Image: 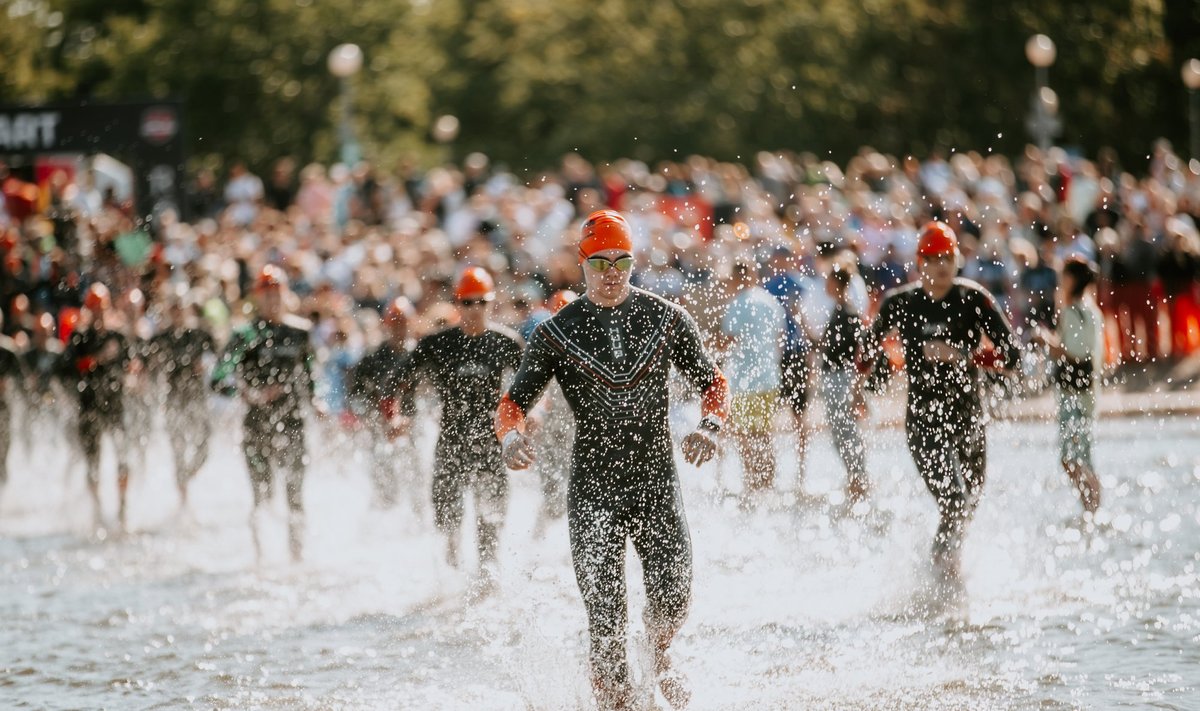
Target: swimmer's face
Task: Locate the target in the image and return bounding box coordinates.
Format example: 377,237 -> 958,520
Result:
457,298 -> 490,331
918,253 -> 958,294
583,249 -> 634,304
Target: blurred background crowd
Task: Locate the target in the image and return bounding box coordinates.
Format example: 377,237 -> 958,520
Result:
2,140 -> 1198,426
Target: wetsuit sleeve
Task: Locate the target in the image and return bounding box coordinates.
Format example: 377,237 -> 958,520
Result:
862,292 -> 898,359
118,334 -> 134,370
395,378 -> 417,419
210,329 -> 249,396
301,334 -> 317,402
860,293 -> 899,390
376,341 -> 424,419
347,356 -> 371,411
58,334 -> 80,381
496,327 -> 556,441
504,334 -> 524,372
0,348 -> 22,379
391,338 -> 435,419
670,308 -> 730,423
394,336 -> 429,383
971,289 -> 1020,371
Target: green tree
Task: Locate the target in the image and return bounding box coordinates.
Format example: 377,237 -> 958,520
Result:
0,0 -> 1192,172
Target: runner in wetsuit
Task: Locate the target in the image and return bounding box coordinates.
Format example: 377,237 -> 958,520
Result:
21,312 -> 63,402
211,265 -> 318,562
496,210 -> 729,710
148,300 -> 215,510
61,283 -> 136,528
861,222 -> 1019,581
18,313 -> 63,458
348,296 -> 417,509
395,267 -> 522,575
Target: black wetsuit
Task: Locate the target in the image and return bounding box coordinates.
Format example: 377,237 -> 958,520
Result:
123,333 -> 156,474
62,326 -> 132,480
349,342 -> 415,507
19,338 -> 63,464
211,317 -> 315,512
396,326 -> 522,560
149,327 -> 215,491
504,288 -> 723,687
864,278 -> 1019,555
21,338 -> 63,403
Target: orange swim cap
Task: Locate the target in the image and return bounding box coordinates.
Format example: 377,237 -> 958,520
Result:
916,221 -> 959,258
579,209 -> 633,263
454,266 -> 496,302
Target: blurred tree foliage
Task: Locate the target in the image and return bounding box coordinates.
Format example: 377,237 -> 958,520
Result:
0,0 -> 1194,171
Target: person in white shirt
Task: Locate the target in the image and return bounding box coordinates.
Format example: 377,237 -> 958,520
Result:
721,261 -> 787,498
1032,256 -> 1104,514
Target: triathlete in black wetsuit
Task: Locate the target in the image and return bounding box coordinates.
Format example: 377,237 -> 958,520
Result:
21,312 -> 63,405
18,313 -> 63,457
61,283 -> 136,528
348,296 -> 416,509
862,222 -> 1019,580
497,210 -> 728,711
148,300 -> 215,509
211,266 -> 318,562
396,267 -> 522,573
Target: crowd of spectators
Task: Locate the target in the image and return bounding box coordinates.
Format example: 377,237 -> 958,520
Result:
1,140 -> 1198,419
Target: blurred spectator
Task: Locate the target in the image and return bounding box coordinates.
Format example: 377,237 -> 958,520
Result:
721,261 -> 786,500
223,161 -> 264,227
266,157 -> 298,212
1158,217 -> 1200,358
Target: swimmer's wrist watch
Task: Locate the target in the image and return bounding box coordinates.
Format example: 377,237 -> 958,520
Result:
697,414 -> 723,435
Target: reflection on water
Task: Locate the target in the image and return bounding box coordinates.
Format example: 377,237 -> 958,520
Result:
2,413 -> 1198,709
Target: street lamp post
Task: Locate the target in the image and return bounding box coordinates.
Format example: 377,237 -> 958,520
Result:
1183,59 -> 1200,162
1025,34 -> 1059,153
432,114 -> 460,165
327,43 -> 363,166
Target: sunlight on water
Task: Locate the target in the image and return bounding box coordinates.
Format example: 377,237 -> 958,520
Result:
2,407 -> 1198,709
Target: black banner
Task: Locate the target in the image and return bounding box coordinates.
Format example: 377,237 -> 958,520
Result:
0,100 -> 186,223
